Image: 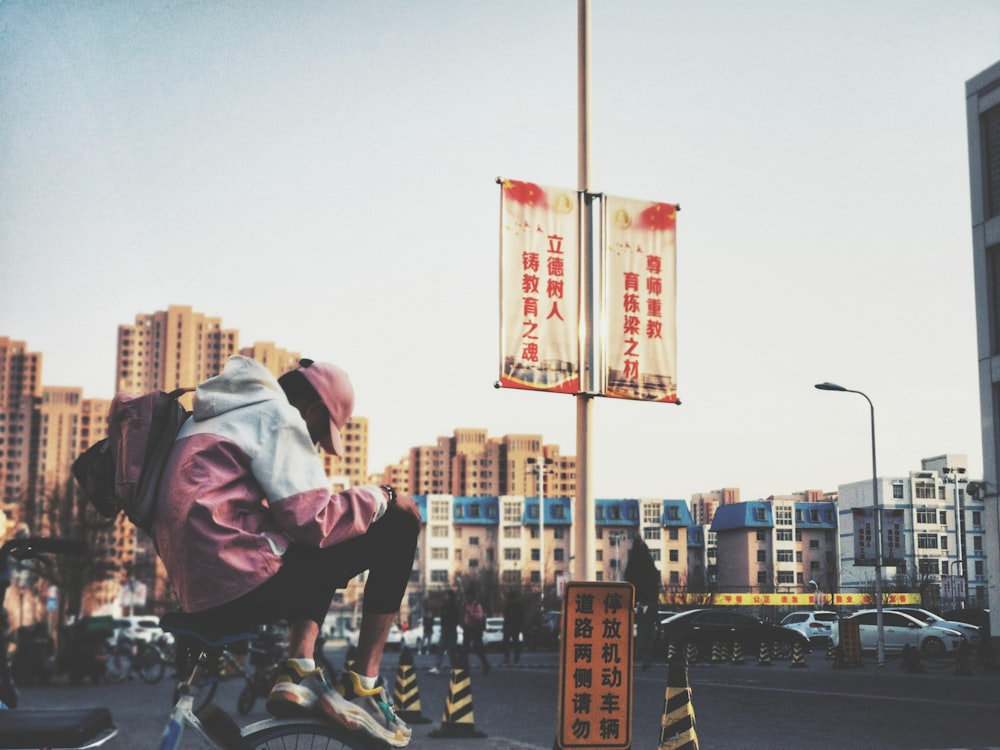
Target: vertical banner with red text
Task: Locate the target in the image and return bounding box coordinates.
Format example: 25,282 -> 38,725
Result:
602,196 -> 678,403
499,179 -> 581,394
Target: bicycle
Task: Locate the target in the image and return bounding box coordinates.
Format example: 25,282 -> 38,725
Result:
103,631 -> 166,685
158,610 -> 380,749
0,536 -> 378,749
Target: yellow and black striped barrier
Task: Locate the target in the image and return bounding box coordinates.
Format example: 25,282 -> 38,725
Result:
392,647 -> 431,724
659,654 -> 699,750
429,654 -> 486,739
790,640 -> 808,668
756,640 -> 773,666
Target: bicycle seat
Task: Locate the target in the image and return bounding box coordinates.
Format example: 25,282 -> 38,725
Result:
0,708 -> 116,749
160,611 -> 256,649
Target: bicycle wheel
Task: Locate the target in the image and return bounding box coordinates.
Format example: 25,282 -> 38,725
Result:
104,649 -> 131,683
244,720 -> 377,750
137,645 -> 165,684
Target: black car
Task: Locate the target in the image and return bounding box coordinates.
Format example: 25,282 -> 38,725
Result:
656,608 -> 809,661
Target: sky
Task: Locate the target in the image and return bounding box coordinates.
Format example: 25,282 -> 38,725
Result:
2,0 -> 999,503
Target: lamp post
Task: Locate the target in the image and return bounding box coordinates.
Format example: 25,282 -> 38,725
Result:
808,579 -> 820,611
815,382 -> 886,667
527,457 -> 553,608
942,466 -> 968,609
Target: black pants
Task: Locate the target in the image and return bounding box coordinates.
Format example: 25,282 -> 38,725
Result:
462,627 -> 490,670
502,627 -> 522,663
192,505 -> 420,628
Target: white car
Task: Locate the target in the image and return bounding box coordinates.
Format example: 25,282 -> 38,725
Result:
831,609 -> 965,656
885,607 -> 981,647
109,615 -> 163,645
779,611 -> 839,643
481,617 -> 523,651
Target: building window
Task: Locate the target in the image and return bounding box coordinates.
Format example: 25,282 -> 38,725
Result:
892,484 -> 904,499
777,550 -> 793,562
757,550 -> 767,562
776,529 -> 793,542
754,507 -> 767,522
644,527 -> 661,540
986,104 -> 1000,219
757,572 -> 768,584
775,506 -> 792,526
669,571 -> 679,584
431,547 -> 449,560
649,549 -> 660,561
554,548 -> 565,561
504,526 -> 521,539
431,570 -> 449,583
917,533 -> 938,549
756,530 -> 767,541
777,571 -> 795,584
504,548 -> 521,561
669,528 -> 678,540
668,549 -> 678,562
916,509 -> 936,524
915,482 -> 935,499
469,536 -> 479,546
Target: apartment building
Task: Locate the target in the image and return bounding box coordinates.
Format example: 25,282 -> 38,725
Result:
710,498 -> 839,594
0,337 -> 42,525
838,454 -> 989,608
967,58 -> 1000,637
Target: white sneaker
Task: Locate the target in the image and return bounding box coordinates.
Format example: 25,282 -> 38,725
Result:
317,671 -> 412,748
428,666 -> 440,674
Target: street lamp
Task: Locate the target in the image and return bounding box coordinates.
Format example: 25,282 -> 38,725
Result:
527,457 -> 553,608
808,579 -> 819,611
942,466 -> 968,609
814,381 -> 886,667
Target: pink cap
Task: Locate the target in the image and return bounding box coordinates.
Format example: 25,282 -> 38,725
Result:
297,360 -> 355,456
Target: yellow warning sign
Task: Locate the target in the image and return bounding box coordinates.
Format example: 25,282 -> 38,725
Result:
557,582 -> 634,750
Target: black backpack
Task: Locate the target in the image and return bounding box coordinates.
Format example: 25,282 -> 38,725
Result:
72,388 -> 192,533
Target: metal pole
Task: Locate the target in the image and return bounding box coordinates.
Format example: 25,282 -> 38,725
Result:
863,391 -> 886,667
814,383 -> 885,666
539,461 -> 545,608
574,0 -> 595,583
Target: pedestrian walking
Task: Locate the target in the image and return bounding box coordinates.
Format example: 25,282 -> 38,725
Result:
421,606 -> 435,655
624,536 -> 660,671
430,590 -> 459,674
461,588 -> 491,673
501,591 -> 525,666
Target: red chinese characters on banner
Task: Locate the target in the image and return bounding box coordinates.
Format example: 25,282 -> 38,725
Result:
603,196 -> 678,403
499,179 -> 580,394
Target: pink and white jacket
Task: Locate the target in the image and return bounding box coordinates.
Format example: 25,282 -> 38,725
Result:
153,356 -> 386,612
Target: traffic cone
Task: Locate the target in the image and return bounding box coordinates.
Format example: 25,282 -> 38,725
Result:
659,654 -> 699,750
730,641 -> 745,665
826,638 -> 836,660
710,641 -> 726,664
789,640 -> 808,668
392,647 -> 431,724
429,653 -> 486,739
756,640 -> 773,667
666,640 -> 678,663
771,641 -> 783,661
901,644 -> 924,674
685,641 -> 699,665
954,642 -> 974,676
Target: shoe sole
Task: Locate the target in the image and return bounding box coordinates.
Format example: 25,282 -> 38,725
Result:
266,684 -> 317,717
318,692 -> 412,748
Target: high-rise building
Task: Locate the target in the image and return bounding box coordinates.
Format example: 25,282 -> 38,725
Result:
116,304 -> 239,396
967,57 -> 1000,641
0,337 -> 42,522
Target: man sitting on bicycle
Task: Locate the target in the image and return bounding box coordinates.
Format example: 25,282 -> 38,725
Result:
153,356 -> 420,747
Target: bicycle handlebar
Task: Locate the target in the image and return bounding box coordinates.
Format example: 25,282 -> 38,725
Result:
0,536 -> 88,562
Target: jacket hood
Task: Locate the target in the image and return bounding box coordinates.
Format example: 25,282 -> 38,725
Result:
193,356 -> 285,420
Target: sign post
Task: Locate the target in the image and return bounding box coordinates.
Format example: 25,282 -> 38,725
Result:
557,582 -> 634,750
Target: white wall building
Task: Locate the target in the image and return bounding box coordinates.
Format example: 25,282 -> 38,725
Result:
838,454 -> 988,609
967,58 -> 1000,639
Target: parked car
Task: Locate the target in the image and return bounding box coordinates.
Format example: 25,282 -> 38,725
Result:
831,609 -> 965,656
525,610 -> 561,651
110,615 -> 163,645
779,611 -> 839,644
886,607 -> 981,647
482,617 -> 521,650
346,623 -> 402,651
941,608 -> 991,639
655,609 -> 808,661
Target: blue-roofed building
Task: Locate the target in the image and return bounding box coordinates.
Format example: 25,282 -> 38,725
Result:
710,498 -> 838,593
593,498 -> 694,589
